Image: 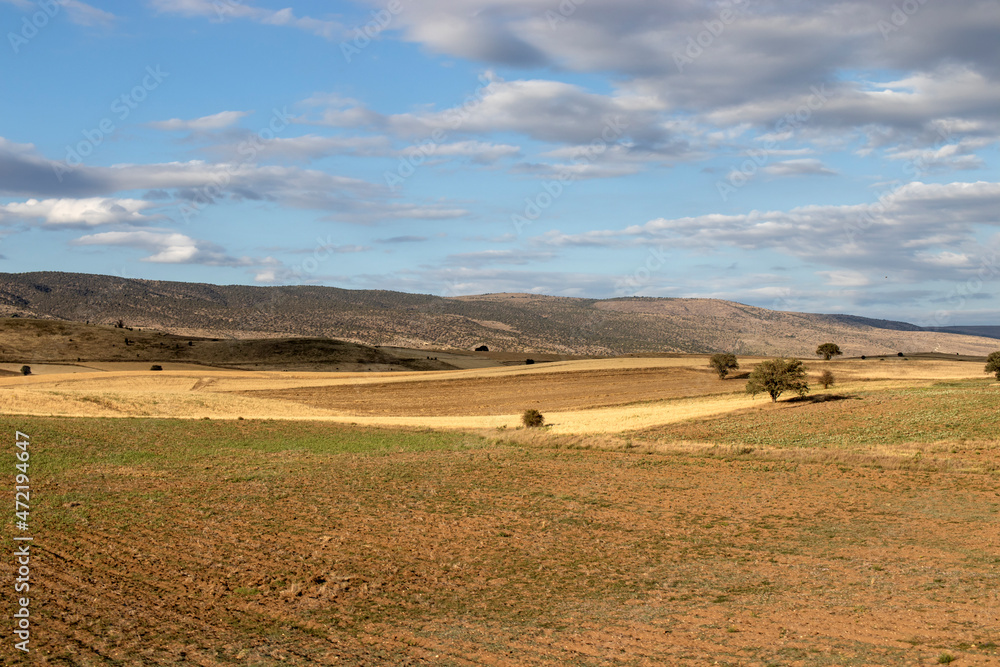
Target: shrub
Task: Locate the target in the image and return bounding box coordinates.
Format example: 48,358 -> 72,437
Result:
819,370 -> 835,389
525,359 -> 535,365
20,365 -> 31,376
816,343 -> 843,360
150,365 -> 163,371
985,351 -> 1000,380
521,409 -> 544,428
746,358 -> 809,403
938,653 -> 956,664
709,353 -> 739,379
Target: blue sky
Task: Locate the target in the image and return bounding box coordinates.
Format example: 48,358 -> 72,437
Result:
1,0 -> 998,325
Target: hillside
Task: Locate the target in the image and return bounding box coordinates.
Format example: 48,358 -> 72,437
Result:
0,318 -> 456,372
0,271 -> 997,357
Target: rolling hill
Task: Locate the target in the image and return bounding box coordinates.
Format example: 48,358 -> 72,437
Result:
0,271 -> 997,357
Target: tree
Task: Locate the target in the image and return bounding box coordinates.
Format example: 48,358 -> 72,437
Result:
709,353 -> 739,379
521,409 -> 545,428
985,351 -> 1000,380
819,370 -> 835,389
816,343 -> 842,361
746,358 -> 809,403
20,365 -> 31,376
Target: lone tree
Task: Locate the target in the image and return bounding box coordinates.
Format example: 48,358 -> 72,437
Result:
819,370 -> 835,389
746,358 -> 809,403
985,351 -> 1000,380
816,343 -> 843,361
709,353 -> 739,379
20,365 -> 31,376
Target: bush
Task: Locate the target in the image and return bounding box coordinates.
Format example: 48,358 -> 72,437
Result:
816,343 -> 842,360
819,370 -> 835,389
525,359 -> 535,365
150,365 -> 163,371
20,365 -> 31,376
985,351 -> 1000,380
746,358 -> 809,403
521,409 -> 544,428
709,353 -> 739,379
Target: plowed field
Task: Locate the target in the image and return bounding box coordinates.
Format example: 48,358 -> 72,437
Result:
3,416 -> 999,666
242,366 -> 741,416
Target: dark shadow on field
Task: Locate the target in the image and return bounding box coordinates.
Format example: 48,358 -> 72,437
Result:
785,393 -> 861,406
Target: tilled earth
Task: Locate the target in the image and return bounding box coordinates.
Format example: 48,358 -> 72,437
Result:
6,423 -> 999,666
238,367 -> 743,416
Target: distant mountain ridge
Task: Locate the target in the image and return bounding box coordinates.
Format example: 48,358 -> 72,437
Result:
0,271 -> 997,357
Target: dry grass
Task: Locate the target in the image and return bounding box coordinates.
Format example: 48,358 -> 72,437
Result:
1,357 -> 992,437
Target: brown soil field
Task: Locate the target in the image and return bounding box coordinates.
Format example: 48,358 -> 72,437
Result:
241,366 -> 744,416
3,416 -> 998,665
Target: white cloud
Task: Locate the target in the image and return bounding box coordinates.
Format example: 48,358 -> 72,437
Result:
62,0 -> 115,27
763,159 -> 837,177
540,180 -> 1000,280
3,0 -> 115,26
0,140 -> 472,223
149,0 -> 344,40
72,229 -> 260,265
817,270 -> 870,287
0,197 -> 156,228
148,111 -> 251,132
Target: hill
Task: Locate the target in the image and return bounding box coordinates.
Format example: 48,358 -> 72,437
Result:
0,318 -> 457,372
0,271 -> 997,357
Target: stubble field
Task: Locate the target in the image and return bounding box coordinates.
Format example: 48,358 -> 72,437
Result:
2,355 -> 999,665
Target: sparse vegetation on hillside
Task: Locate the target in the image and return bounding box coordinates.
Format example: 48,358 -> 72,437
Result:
746,358 -> 809,402
709,353 -> 739,379
0,319 -> 457,372
2,271 -> 999,357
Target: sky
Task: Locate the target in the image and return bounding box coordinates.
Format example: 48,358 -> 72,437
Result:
0,0 -> 998,325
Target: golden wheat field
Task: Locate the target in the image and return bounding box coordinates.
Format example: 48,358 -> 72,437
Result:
0,355 -> 987,434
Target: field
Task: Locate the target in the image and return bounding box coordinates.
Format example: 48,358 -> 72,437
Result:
3,353 -> 1000,665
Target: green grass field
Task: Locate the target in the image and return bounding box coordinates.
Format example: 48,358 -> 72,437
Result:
629,379 -> 1000,466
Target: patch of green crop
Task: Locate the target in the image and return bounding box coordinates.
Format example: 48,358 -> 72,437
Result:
638,380 -> 1000,450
